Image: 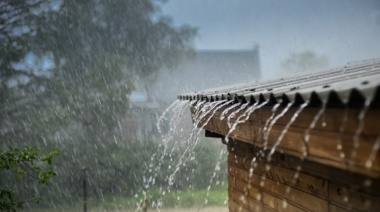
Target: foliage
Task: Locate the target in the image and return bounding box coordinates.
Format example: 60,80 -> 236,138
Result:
32,184 -> 228,211
281,50 -> 329,73
0,0 -> 197,209
0,146 -> 59,211
30,0 -> 196,81
0,0 -> 57,87
25,140 -> 227,210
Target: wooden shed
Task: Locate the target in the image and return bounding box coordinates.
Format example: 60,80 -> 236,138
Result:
179,60 -> 380,211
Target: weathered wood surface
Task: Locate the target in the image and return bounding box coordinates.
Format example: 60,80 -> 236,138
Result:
192,105 -> 380,178
228,139 -> 380,212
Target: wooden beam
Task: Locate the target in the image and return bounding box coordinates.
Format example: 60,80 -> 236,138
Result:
191,105 -> 380,178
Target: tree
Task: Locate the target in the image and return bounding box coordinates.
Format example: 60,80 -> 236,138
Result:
28,0 -> 196,202
1,0 -> 196,208
281,50 -> 329,73
0,1 -> 60,210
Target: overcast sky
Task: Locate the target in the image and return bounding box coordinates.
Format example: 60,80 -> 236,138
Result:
162,0 -> 380,79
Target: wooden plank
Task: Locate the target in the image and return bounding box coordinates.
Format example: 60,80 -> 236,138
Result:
328,183 -> 380,211
228,159 -> 329,199
263,205 -> 277,212
195,104 -> 380,178
263,125 -> 380,171
228,174 -> 236,189
254,107 -> 380,136
261,192 -> 306,212
227,147 -> 380,211
228,187 -> 264,211
230,180 -> 305,212
198,105 -> 380,136
231,167 -> 328,211
229,199 -> 251,212
234,176 -> 309,212
205,114 -> 380,178
228,143 -> 380,196
229,157 -> 380,211
328,204 -> 351,212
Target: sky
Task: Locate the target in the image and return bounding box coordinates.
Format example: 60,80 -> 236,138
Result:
161,0 -> 380,79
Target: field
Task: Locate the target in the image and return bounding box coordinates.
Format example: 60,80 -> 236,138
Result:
33,185 -> 228,212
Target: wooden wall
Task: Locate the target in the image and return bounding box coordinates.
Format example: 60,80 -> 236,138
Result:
192,103 -> 380,211
227,139 -> 380,212
195,105 -> 380,178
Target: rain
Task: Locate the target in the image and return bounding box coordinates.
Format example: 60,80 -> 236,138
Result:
1,0 -> 380,212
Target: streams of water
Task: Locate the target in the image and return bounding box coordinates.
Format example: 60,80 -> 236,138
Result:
350,99 -> 371,165
224,101 -> 269,145
303,104 -> 326,158
366,135 -> 380,169
138,100 -> 191,211
226,103 -> 249,129
141,100 -> 232,211
220,103 -> 241,120
260,103 -> 281,157
143,96 -> 377,211
280,103 -> 326,202
243,102 -> 307,209
200,148 -> 227,211
267,102 -> 308,161
263,103 -> 293,151
156,99 -> 181,134
337,107 -> 349,161
166,101 -> 228,184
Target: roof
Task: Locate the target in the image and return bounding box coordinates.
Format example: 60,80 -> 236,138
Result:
178,59 -> 380,107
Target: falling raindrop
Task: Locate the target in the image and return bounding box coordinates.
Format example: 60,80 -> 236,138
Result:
264,103 -> 293,151
202,148 -> 226,209
303,104 -> 326,158
282,199 -> 288,208
227,103 -> 249,128
363,178 -> 372,187
350,99 -> 371,166
365,136 -> 380,169
262,103 -> 281,150
343,195 -> 349,202
267,102 -> 308,161
224,102 -> 268,144
220,103 -> 241,120
156,99 -> 181,134
255,193 -> 262,201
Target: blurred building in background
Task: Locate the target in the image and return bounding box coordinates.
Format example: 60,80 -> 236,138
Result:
127,46 -> 261,141
152,45 -> 261,103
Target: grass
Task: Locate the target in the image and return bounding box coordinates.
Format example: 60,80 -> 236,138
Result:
32,184 -> 228,211
36,184 -> 228,211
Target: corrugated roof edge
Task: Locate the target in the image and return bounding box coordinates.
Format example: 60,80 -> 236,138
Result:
178,59 -> 380,108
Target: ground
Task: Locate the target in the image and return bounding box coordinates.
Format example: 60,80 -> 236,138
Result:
123,206 -> 228,212
156,206 -> 228,212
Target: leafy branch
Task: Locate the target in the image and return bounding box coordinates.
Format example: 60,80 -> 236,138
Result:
0,146 -> 60,211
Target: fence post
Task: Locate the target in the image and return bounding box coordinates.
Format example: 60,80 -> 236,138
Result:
82,167 -> 88,212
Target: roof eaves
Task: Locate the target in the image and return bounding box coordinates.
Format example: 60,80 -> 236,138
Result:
178,59 -> 380,108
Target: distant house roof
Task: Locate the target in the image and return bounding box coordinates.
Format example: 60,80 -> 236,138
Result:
178,59 -> 380,107
151,47 -> 261,102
